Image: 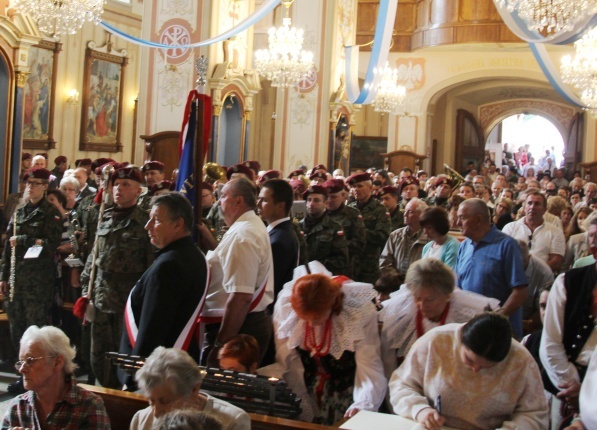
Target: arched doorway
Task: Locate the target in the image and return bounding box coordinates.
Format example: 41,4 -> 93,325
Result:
218,93 -> 245,166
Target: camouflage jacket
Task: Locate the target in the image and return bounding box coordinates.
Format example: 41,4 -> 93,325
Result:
81,205 -> 153,313
137,188 -> 152,213
300,214 -> 349,276
327,204 -> 366,269
388,207 -> 404,231
206,202 -> 228,242
0,199 -> 63,283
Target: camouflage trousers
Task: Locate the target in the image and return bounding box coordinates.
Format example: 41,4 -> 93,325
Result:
90,308 -> 123,389
354,258 -> 381,284
6,287 -> 53,353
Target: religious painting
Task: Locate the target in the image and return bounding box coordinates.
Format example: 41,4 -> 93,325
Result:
80,42 -> 127,152
350,136 -> 388,172
23,41 -> 61,150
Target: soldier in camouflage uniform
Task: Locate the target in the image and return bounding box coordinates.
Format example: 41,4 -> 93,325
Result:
138,161 -> 166,212
347,172 -> 391,284
425,175 -> 452,208
324,179 -> 366,277
300,185 -> 348,275
81,166 -> 153,388
0,168 -> 63,356
397,176 -> 420,211
379,185 -> 404,231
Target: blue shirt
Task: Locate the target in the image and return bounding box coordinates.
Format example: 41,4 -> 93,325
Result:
455,225 -> 528,337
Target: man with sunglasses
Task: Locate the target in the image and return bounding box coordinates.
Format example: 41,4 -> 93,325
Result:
0,167 -> 63,394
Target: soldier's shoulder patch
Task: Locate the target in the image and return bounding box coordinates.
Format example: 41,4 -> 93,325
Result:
54,215 -> 61,221
385,212 -> 390,216
300,231 -> 305,237
357,215 -> 363,220
337,230 -> 344,236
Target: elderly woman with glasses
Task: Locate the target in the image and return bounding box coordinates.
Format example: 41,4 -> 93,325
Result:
59,176 -> 80,212
1,325 -> 110,429
380,258 -> 500,379
130,347 -> 249,430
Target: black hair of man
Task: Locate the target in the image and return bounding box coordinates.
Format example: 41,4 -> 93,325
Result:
262,179 -> 293,216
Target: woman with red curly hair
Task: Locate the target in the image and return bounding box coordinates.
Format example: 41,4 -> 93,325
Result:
274,261 -> 386,425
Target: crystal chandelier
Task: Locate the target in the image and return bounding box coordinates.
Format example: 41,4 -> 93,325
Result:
254,0 -> 315,88
13,0 -> 105,36
371,62 -> 407,114
561,26 -> 597,111
496,0 -> 597,33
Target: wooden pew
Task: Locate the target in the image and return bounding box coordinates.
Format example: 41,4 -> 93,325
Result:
79,384 -> 337,430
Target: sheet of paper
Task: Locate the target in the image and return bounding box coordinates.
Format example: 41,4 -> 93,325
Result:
341,411 -> 459,430
24,245 -> 43,259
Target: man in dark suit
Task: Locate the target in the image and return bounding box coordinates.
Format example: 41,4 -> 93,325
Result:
119,192 -> 208,387
257,179 -> 299,302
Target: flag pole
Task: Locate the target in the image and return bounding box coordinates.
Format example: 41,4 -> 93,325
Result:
194,56 -> 209,233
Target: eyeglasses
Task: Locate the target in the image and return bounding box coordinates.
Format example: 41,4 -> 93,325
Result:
61,188 -> 77,192
15,355 -> 57,370
26,181 -> 44,188
528,234 -> 533,250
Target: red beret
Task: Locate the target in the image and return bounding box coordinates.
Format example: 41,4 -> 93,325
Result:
309,171 -> 327,181
379,185 -> 399,197
399,176 -> 420,193
76,158 -> 92,167
91,158 -> 115,171
259,170 -> 280,184
287,169 -> 304,179
346,172 -> 371,185
111,166 -> 143,183
22,152 -> 32,161
142,161 -> 166,173
302,185 -> 328,199
149,180 -> 175,196
54,156 -> 67,165
244,160 -> 261,175
324,179 -> 347,194
94,162 -> 117,176
23,168 -> 51,181
313,164 -> 327,172
289,179 -> 306,194
434,176 -> 453,188
227,164 -> 254,180
202,182 -> 214,192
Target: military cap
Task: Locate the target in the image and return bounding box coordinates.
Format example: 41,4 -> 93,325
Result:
434,176 -> 453,188
202,182 -> 214,192
302,185 -> 328,199
309,171 -> 327,182
289,179 -> 306,195
54,155 -> 67,165
22,152 -> 32,161
91,157 -> 115,171
259,170 -> 280,183
94,161 -> 116,176
379,185 -> 399,197
226,163 -> 254,180
313,164 -> 327,172
244,160 -> 261,175
75,158 -> 93,167
399,176 -> 420,193
346,172 -> 371,186
149,180 -> 175,195
287,169 -> 304,179
324,179 -> 347,194
23,167 -> 51,181
142,161 -> 166,173
111,166 -> 143,183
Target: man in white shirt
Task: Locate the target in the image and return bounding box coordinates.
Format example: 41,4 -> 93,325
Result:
503,191 -> 565,272
202,178 -> 274,367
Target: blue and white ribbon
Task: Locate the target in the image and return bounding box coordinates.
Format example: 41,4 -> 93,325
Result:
345,0 -> 398,104
100,0 -> 281,49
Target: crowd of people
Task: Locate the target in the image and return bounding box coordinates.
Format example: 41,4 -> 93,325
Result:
0,149 -> 596,429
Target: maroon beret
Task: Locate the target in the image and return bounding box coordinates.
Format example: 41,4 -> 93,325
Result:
111,166 -> 143,183
289,179 -> 306,194
54,156 -> 67,165
75,158 -> 92,167
287,169 -> 304,179
244,160 -> 261,175
379,185 -> 399,197
324,179 -> 347,194
142,161 -> 166,173
309,171 -> 327,181
259,170 -> 280,184
94,162 -> 117,176
149,180 -> 175,196
302,185 -> 328,199
313,164 -> 327,172
434,176 -> 453,188
91,158 -> 115,171
226,164 -> 254,180
22,152 -> 32,161
399,176 -> 420,193
346,172 -> 371,186
23,167 -> 51,181
202,182 -> 214,192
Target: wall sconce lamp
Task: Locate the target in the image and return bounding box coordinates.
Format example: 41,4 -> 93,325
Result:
66,89 -> 79,106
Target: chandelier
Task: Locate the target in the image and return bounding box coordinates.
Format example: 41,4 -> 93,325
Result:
496,0 -> 597,33
254,0 -> 315,88
561,26 -> 597,111
13,0 -> 105,36
371,62 -> 407,114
